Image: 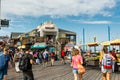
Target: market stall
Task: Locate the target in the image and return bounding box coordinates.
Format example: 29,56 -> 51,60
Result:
84,42 -> 99,66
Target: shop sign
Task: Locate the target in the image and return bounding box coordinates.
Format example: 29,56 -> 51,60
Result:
45,26 -> 55,29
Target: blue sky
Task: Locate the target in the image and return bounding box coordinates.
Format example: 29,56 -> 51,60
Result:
0,0 -> 120,45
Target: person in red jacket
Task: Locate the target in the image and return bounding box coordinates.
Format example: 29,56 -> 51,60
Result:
61,49 -> 66,64
50,52 -> 55,66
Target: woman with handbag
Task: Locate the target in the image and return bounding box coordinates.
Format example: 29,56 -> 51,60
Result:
71,46 -> 85,80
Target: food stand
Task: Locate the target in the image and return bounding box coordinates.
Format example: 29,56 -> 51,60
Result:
84,42 -> 99,66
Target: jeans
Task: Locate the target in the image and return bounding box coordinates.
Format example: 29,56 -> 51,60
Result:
23,70 -> 34,80
0,70 -> 4,80
0,66 -> 8,80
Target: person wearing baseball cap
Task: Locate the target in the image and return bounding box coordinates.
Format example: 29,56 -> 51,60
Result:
71,45 -> 84,80
73,45 -> 80,52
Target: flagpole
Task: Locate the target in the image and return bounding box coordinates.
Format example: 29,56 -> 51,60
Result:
108,26 -> 110,51
82,28 -> 85,53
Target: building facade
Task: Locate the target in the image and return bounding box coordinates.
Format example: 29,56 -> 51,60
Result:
10,21 -> 76,53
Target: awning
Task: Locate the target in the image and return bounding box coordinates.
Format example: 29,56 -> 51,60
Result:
100,41 -> 110,46
110,39 -> 120,45
87,42 -> 98,47
18,45 -> 26,49
31,42 -> 47,49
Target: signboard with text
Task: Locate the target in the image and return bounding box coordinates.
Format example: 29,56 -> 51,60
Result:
0,19 -> 9,27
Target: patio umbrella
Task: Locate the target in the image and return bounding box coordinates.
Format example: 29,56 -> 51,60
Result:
110,39 -> 120,45
100,41 -> 110,46
87,42 -> 99,53
87,42 -> 98,47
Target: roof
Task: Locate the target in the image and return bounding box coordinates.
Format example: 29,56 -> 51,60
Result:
10,32 -> 24,39
59,28 -> 76,35
87,42 -> 98,47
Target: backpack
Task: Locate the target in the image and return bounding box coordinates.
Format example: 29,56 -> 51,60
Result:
19,55 -> 30,71
103,53 -> 113,69
45,53 -> 49,58
0,53 -> 6,70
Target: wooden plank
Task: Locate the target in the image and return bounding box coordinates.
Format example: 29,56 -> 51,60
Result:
7,61 -> 120,80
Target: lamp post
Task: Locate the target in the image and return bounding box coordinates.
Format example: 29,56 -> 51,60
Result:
108,26 -> 110,51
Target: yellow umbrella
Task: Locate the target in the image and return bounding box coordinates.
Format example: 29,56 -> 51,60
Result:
110,39 -> 120,45
87,42 -> 98,47
100,41 -> 110,46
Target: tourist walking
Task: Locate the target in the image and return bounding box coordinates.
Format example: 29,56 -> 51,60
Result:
0,45 -> 12,80
71,46 -> 84,80
13,49 -> 21,73
43,49 -> 49,67
37,50 -> 43,64
19,49 -> 34,80
61,49 -> 66,64
99,47 -> 115,80
50,52 -> 55,66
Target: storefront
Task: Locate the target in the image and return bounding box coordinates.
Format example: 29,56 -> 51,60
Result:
10,21 -> 76,56
33,22 -> 58,52
37,21 -> 58,44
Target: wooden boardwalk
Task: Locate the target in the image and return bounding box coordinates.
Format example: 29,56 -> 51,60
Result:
7,61 -> 120,80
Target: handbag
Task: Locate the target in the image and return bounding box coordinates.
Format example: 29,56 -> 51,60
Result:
78,65 -> 86,74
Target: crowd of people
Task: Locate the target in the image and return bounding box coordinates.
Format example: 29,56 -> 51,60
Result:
0,44 -> 118,80
0,44 -> 57,80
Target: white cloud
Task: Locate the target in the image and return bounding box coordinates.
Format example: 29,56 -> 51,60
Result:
1,0 -> 117,18
71,19 -> 112,24
81,21 -> 112,24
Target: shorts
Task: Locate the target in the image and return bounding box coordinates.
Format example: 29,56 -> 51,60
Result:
44,58 -> 48,62
73,68 -> 79,74
101,66 -> 112,73
51,56 -> 55,59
